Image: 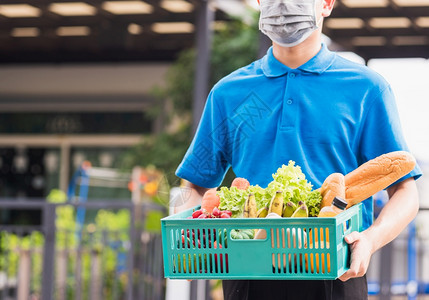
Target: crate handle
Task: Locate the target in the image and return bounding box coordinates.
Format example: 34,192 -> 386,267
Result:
229,228 -> 267,241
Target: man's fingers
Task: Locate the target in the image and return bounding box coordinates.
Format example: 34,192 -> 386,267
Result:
344,231 -> 360,244
338,271 -> 351,282
339,256 -> 360,281
340,231 -> 362,281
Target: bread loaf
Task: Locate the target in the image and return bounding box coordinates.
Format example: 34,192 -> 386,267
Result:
344,151 -> 416,208
320,173 -> 346,209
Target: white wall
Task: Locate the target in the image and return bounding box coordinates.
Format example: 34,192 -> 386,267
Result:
0,63 -> 170,96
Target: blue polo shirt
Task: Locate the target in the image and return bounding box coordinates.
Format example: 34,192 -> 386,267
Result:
176,43 -> 422,229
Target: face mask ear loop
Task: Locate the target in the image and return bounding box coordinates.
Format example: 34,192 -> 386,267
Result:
313,0 -> 323,29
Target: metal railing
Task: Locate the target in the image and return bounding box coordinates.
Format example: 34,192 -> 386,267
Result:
0,199 -> 166,300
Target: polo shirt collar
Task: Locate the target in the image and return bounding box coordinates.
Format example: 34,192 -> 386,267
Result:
261,43 -> 335,77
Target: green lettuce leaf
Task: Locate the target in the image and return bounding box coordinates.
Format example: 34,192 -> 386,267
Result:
217,161 -> 322,217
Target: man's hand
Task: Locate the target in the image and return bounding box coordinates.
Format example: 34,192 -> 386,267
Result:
338,231 -> 373,281
339,177 -> 419,282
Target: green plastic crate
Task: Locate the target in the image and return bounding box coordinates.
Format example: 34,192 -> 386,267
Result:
161,203 -> 362,280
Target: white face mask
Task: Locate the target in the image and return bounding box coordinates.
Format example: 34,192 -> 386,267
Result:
259,0 -> 322,47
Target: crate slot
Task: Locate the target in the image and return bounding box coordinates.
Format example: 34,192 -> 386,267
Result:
315,253 -> 320,274
309,253 -> 314,273
303,228 -> 308,249
322,253 -> 326,273
178,254 -> 182,273
175,229 -> 181,249
210,228 -> 216,249
202,229 -> 206,248
270,229 -> 275,248
170,229 -> 175,250
191,229 -> 196,249
222,253 -> 229,273
320,228 -> 325,249
216,228 -> 228,248
172,255 -> 177,273
217,253 -> 225,273
196,229 -> 200,248
281,228 -> 286,248
182,254 -> 187,273
271,253 -> 275,273
327,253 -> 331,273
193,254 -> 197,273
281,253 -> 287,273
325,228 -> 330,249
203,253 -> 208,273
314,228 -> 319,249
188,254 -> 192,273
292,254 -> 296,274
286,228 -> 291,248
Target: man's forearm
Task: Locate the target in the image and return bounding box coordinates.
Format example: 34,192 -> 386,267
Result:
365,177 -> 419,254
173,181 -> 211,213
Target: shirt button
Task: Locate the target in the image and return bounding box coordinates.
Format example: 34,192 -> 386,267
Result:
287,99 -> 293,105
289,73 -> 296,78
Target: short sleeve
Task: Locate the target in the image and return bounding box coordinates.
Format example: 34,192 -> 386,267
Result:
175,90 -> 231,188
357,84 -> 422,182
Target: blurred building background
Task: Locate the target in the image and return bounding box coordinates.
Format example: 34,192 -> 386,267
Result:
1,0 -> 429,200
1,0 -> 429,299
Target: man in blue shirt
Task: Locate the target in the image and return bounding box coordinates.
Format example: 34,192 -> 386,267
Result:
175,0 -> 421,298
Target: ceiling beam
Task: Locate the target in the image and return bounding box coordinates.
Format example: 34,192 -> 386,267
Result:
326,27 -> 429,38
331,6 -> 429,18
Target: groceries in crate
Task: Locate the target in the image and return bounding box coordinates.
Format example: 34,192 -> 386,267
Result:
163,151 -> 416,280
217,161 -> 321,218
211,151 -> 416,219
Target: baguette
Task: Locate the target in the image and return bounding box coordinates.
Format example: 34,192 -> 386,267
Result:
320,173 -> 345,209
345,151 -> 416,208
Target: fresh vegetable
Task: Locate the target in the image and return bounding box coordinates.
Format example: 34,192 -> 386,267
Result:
189,207 -> 232,219
230,229 -> 255,240
201,189 -> 220,214
217,185 -> 266,218
231,177 -> 250,190
306,190 -> 323,217
220,212 -> 231,218
217,161 -> 322,217
265,162 -> 315,210
192,209 -> 203,219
